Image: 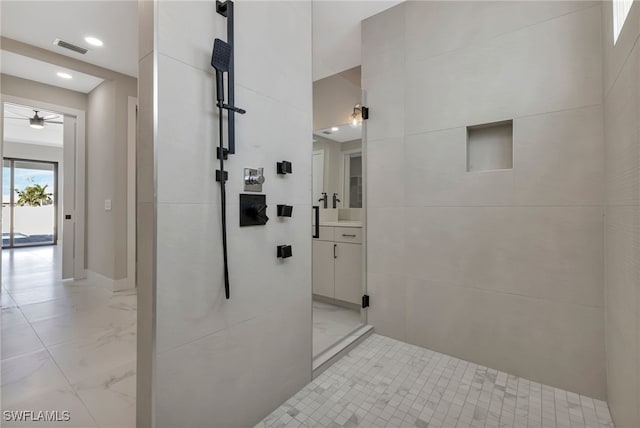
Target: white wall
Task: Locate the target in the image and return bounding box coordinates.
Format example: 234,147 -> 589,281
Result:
3,206 -> 55,236
87,75 -> 137,282
3,141 -> 63,241
137,1 -> 313,426
601,1 -> 640,426
363,1 -> 605,398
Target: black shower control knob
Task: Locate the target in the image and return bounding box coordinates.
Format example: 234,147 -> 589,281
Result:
277,161 -> 292,175
277,205 -> 293,217
277,245 -> 293,259
248,204 -> 269,224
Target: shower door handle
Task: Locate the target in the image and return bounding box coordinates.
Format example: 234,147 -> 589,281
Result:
313,205 -> 319,238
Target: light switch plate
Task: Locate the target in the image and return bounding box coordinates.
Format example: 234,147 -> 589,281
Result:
104,199 -> 112,211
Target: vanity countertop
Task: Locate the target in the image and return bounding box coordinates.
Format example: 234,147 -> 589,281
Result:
318,220 -> 362,228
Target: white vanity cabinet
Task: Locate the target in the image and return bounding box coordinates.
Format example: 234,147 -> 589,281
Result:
312,225 -> 363,305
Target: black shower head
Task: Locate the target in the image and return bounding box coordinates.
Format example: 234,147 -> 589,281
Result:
211,38 -> 231,72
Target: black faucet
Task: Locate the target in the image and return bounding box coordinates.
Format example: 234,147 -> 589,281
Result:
318,192 -> 328,209
332,193 -> 340,209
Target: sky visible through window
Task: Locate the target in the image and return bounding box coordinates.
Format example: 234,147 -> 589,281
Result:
2,164 -> 55,204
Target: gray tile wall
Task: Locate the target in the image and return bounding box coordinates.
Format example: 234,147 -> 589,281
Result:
602,1 -> 640,427
137,2 -> 313,426
362,1 -> 606,399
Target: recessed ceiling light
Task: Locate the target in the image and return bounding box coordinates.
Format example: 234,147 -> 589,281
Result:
331,127 -> 339,131
57,72 -> 72,79
84,36 -> 103,47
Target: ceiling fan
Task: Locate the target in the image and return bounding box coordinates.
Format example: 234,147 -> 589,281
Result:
4,109 -> 63,129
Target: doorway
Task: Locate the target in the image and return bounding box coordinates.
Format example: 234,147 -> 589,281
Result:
311,83 -> 370,366
2,97 -> 86,280
2,158 -> 58,248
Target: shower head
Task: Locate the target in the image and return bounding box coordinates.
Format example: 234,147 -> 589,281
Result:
212,38 -> 232,103
211,38 -> 231,72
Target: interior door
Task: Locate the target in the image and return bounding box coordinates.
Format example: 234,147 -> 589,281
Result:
62,116 -> 76,279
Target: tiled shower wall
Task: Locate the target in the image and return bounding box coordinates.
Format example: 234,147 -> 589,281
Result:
137,2 -> 313,426
362,1 -> 606,399
602,1 -> 640,427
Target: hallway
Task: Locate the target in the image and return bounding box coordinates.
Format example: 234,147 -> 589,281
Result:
1,246 -> 136,427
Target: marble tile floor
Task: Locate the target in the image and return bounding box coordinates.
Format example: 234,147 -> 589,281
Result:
1,246 -> 136,428
258,334 -> 615,428
313,299 -> 362,358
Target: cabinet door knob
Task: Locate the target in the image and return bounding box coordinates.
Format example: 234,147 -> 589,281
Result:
342,234 -> 356,237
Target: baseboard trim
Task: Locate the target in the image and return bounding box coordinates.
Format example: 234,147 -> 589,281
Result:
86,270 -> 134,292
312,324 -> 374,378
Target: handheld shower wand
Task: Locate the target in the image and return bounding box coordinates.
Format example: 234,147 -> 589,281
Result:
211,38 -> 246,300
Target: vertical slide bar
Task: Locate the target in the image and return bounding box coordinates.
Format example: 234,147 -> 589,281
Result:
216,0 -> 236,155
226,0 -> 235,154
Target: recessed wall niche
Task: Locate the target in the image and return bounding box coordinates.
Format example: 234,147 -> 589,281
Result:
466,120 -> 513,172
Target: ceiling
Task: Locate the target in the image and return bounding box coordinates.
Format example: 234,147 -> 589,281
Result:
312,0 -> 403,81
1,50 -> 104,93
4,104 -> 64,148
314,123 -> 362,143
0,0 -> 400,85
1,0 -> 138,77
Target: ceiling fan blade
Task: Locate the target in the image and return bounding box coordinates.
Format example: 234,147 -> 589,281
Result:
42,115 -> 59,120
4,116 -> 30,121
46,121 -> 64,124
5,108 -> 32,118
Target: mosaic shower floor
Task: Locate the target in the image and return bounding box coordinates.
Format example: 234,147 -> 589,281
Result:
258,334 -> 614,428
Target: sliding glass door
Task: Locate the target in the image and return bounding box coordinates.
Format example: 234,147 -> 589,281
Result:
2,160 -> 11,247
2,158 -> 58,248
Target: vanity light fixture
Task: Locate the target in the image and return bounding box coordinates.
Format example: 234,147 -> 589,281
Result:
351,104 -> 363,127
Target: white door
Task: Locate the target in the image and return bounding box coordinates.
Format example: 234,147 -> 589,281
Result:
62,116 -> 76,279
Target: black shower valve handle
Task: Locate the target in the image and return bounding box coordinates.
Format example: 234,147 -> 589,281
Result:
277,161 -> 292,175
248,203 -> 269,224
